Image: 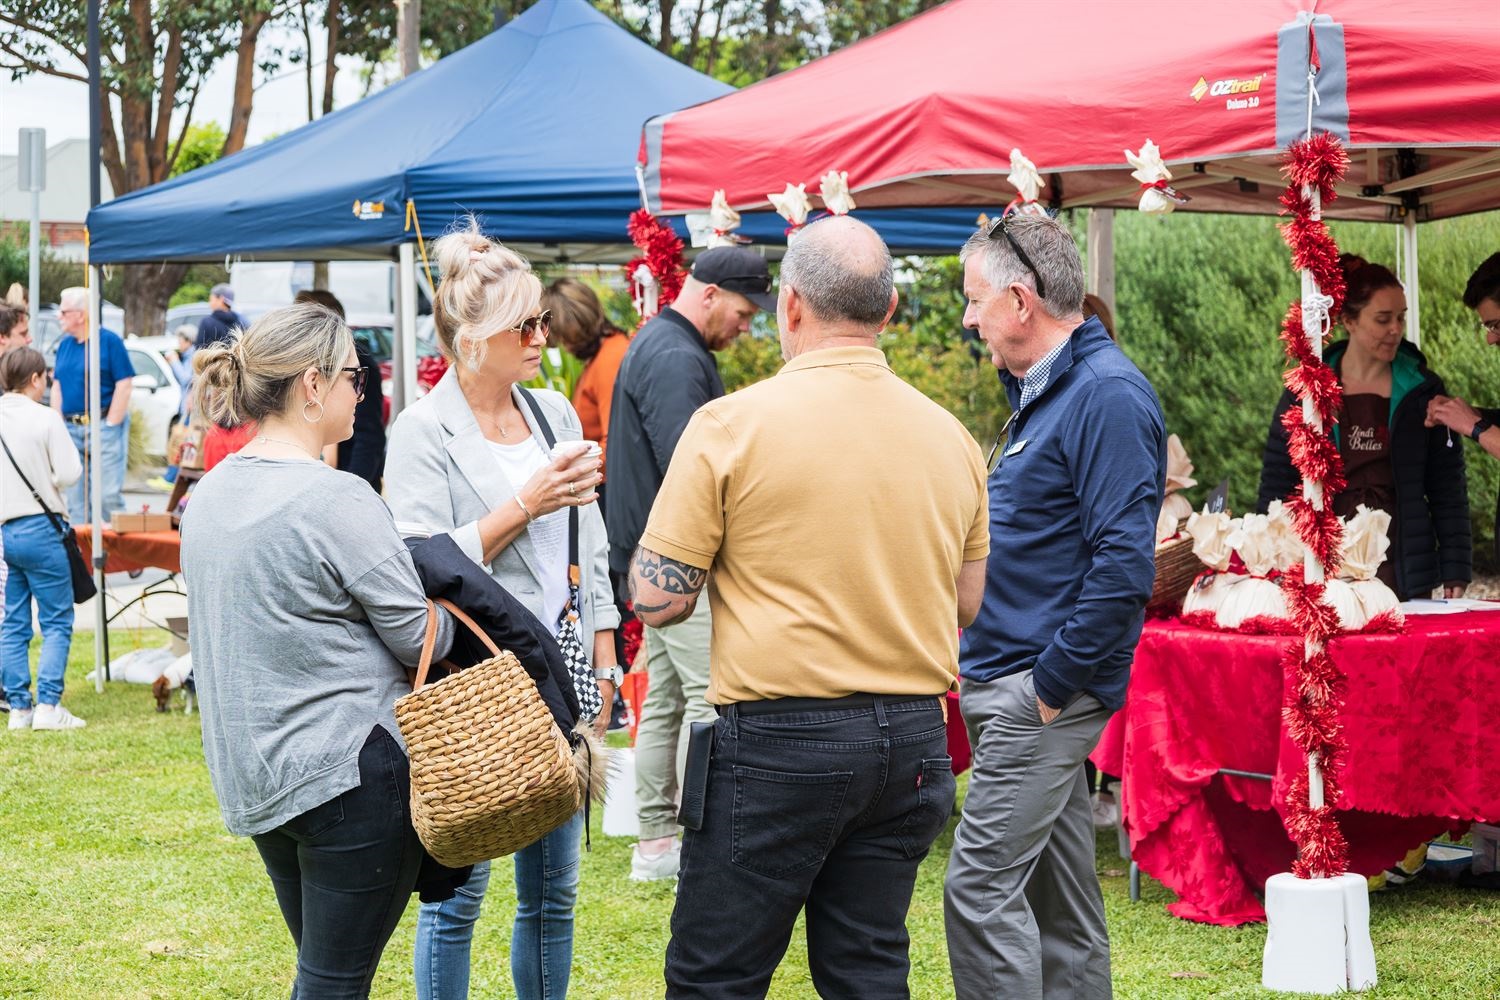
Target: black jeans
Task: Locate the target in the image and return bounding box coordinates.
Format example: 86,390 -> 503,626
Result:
252,726 -> 424,999
666,694 -> 956,1000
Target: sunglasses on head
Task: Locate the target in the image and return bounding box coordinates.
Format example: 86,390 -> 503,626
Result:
985,215 -> 1048,300
513,310 -> 551,338
339,366 -> 368,398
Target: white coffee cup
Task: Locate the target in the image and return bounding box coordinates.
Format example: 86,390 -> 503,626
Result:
551,440 -> 602,498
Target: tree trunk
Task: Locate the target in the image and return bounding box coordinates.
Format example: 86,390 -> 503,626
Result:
224,12 -> 271,156
684,0 -> 709,62
299,0 -> 315,121
397,0 -> 421,77
657,0 -> 676,52
762,0 -> 783,78
122,262 -> 187,341
322,0 -> 342,116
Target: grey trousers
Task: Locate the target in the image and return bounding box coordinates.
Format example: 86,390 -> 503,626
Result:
635,600 -> 717,840
944,669 -> 1113,1000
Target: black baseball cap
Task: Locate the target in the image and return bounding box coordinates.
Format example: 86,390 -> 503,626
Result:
690,246 -> 776,312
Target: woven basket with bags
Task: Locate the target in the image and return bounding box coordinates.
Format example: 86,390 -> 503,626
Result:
1149,528 -> 1201,615
395,599 -> 608,868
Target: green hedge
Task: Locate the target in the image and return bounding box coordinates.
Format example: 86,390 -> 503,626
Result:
717,209 -> 1500,571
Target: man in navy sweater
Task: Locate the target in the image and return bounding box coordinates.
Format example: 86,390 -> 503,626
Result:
944,214 -> 1166,1000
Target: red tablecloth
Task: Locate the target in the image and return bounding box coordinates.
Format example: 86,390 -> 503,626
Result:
74,526 -> 182,575
1092,611 -> 1500,925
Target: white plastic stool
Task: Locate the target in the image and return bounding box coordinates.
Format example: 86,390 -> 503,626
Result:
1261,872 -> 1376,993
602,746 -> 639,838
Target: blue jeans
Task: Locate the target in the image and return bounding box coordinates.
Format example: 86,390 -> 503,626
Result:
414,811 -> 583,1000
65,416 -> 128,522
2,515 -> 76,710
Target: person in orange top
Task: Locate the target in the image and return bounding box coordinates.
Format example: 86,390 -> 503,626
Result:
543,279 -> 629,492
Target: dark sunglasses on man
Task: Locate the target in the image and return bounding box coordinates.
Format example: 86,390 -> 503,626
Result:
985,215 -> 1048,299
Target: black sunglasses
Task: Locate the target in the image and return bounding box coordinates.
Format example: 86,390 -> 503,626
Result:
985,216 -> 1048,300
340,366 -> 368,398
514,310 -> 551,339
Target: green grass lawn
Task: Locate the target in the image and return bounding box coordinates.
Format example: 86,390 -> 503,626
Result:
2,630 -> 1496,998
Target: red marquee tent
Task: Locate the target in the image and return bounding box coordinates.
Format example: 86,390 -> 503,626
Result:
640,0 -> 1500,224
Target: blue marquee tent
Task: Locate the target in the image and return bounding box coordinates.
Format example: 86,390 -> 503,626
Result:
86,0 -> 981,264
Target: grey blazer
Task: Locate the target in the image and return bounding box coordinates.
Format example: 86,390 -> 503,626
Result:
385,368 -> 620,660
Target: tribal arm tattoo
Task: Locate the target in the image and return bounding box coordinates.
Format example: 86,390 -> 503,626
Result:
629,546 -> 708,628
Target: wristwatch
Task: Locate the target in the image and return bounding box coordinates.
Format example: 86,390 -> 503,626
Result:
594,665 -> 624,687
1471,418 -> 1493,441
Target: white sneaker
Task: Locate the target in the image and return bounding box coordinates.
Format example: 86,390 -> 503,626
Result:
630,840 -> 681,882
8,708 -> 34,730
32,704 -> 86,730
1091,792 -> 1120,830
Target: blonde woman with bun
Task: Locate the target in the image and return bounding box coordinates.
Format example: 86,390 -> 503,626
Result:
179,304 -> 455,997
387,219 -> 619,1000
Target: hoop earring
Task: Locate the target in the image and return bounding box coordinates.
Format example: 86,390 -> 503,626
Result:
302,398 -> 325,423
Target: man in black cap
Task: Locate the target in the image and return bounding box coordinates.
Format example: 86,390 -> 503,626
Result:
607,245 -> 773,881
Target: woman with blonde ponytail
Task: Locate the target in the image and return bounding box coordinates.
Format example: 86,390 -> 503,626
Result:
180,304 -> 456,997
387,219 -> 619,1000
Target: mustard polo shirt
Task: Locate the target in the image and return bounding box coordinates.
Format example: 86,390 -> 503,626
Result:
640,345 -> 990,704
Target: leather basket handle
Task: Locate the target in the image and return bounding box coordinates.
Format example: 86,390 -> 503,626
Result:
411,597 -> 503,691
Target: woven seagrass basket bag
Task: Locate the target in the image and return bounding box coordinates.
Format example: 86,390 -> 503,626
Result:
395,599 -> 604,867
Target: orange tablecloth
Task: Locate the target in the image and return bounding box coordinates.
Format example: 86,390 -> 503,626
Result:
74,526 -> 182,575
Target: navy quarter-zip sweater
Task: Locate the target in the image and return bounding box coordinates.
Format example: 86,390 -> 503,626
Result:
959,316 -> 1166,711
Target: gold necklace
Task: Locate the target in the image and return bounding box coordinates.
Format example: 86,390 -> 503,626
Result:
254,434 -> 320,461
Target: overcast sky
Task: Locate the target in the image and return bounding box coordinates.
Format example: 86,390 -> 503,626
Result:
1,25 -> 386,157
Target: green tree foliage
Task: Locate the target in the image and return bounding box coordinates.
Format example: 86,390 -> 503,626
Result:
1108,210 -> 1500,570
170,121 -> 227,178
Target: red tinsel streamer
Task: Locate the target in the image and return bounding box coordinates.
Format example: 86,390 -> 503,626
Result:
1283,356 -> 1343,428
1283,131 -> 1351,205
1283,494 -> 1345,572
620,615 -> 643,668
1283,412 -> 1348,495
1280,567 -> 1343,645
1277,134 -> 1353,879
624,209 -> 686,314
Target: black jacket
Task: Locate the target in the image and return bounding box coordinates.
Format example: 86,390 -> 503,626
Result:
1257,340 -> 1471,599
194,309 -> 243,350
404,532 -> 581,731
337,344 -> 386,490
604,308 -> 723,573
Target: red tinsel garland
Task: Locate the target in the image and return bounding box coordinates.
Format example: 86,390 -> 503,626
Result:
624,209 -> 686,318
1276,134 -> 1353,879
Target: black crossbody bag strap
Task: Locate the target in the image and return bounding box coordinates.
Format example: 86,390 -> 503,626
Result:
0,435 -> 72,540
516,387 -> 580,573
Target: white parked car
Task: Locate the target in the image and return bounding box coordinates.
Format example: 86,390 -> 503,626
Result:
122,336 -> 185,459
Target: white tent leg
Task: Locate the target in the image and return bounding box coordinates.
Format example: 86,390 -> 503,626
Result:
1087,208 -> 1116,317
1402,214 -> 1421,348
397,242 -> 419,420
88,265 -> 105,692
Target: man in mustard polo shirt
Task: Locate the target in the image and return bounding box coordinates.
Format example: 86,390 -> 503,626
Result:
630,216 -> 990,999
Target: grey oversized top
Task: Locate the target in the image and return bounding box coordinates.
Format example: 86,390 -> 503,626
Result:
180,455 -> 452,836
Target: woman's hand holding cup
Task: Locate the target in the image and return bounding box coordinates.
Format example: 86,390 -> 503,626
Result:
518,441 -> 603,518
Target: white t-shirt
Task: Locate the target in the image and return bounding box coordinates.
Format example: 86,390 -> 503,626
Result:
487,437 -> 569,628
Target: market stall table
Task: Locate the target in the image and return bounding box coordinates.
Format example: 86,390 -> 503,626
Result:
74,525 -> 182,575
1093,609 -> 1500,925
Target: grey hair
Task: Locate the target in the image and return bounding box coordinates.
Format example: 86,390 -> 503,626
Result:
59,286 -> 88,312
193,303 -> 352,427
779,217 -> 894,326
959,215 -> 1085,318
